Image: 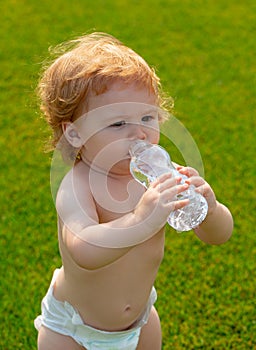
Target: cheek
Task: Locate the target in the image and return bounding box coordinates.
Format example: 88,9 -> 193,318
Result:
83,135 -> 106,161
148,127 -> 160,144
154,132 -> 160,144
86,130 -> 111,149
87,137 -> 127,164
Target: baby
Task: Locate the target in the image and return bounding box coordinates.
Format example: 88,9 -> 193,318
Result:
34,32 -> 233,350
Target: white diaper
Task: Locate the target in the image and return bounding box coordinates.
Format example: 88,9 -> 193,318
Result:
34,268 -> 157,350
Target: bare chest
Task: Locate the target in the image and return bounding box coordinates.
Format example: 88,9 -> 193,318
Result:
93,175 -> 145,223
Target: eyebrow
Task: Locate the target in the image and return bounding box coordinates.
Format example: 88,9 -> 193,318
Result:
140,108 -> 158,115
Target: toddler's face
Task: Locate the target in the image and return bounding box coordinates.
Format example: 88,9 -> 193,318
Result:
77,82 -> 160,175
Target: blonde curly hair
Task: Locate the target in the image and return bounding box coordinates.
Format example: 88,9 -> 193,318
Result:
37,32 -> 173,160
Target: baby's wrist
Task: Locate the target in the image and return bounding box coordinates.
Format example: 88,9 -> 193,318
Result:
206,200 -> 218,217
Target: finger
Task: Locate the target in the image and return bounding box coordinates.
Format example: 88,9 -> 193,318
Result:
169,181 -> 189,195
177,166 -> 199,177
150,172 -> 176,188
157,177 -> 184,192
167,198 -> 190,211
161,182 -> 189,202
185,176 -> 205,187
194,183 -> 212,197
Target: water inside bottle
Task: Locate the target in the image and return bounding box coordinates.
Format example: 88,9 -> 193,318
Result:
129,159 -> 156,187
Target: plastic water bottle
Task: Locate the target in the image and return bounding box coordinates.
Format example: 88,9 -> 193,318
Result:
129,140 -> 208,231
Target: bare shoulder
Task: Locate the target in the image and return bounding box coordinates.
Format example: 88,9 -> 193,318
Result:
56,161 -> 99,226
56,163 -> 102,268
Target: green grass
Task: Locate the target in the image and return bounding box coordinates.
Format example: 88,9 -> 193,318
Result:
0,0 -> 255,349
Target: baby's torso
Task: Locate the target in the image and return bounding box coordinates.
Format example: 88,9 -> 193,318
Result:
55,227 -> 165,331
54,164 -> 165,331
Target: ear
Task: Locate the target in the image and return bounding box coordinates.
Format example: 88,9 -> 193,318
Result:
62,122 -> 83,148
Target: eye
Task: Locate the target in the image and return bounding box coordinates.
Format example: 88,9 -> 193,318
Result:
141,115 -> 155,122
109,120 -> 126,128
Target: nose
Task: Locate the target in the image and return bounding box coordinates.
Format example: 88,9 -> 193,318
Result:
130,123 -> 147,140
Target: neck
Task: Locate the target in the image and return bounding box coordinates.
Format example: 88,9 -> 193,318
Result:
80,154 -> 132,180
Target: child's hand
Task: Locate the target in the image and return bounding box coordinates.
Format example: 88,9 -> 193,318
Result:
176,166 -> 217,215
134,173 -> 190,229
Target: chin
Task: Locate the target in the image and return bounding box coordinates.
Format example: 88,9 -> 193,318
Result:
110,159 -> 131,176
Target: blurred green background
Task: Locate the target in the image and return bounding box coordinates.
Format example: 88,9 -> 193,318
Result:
0,0 -> 255,349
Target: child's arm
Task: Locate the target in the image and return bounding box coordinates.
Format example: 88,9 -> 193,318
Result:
194,201 -> 233,244
57,170 -> 189,269
177,166 -> 233,244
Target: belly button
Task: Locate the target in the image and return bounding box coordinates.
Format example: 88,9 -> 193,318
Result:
124,305 -> 131,312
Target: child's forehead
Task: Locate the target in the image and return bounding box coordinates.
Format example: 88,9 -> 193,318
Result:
87,81 -> 157,111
